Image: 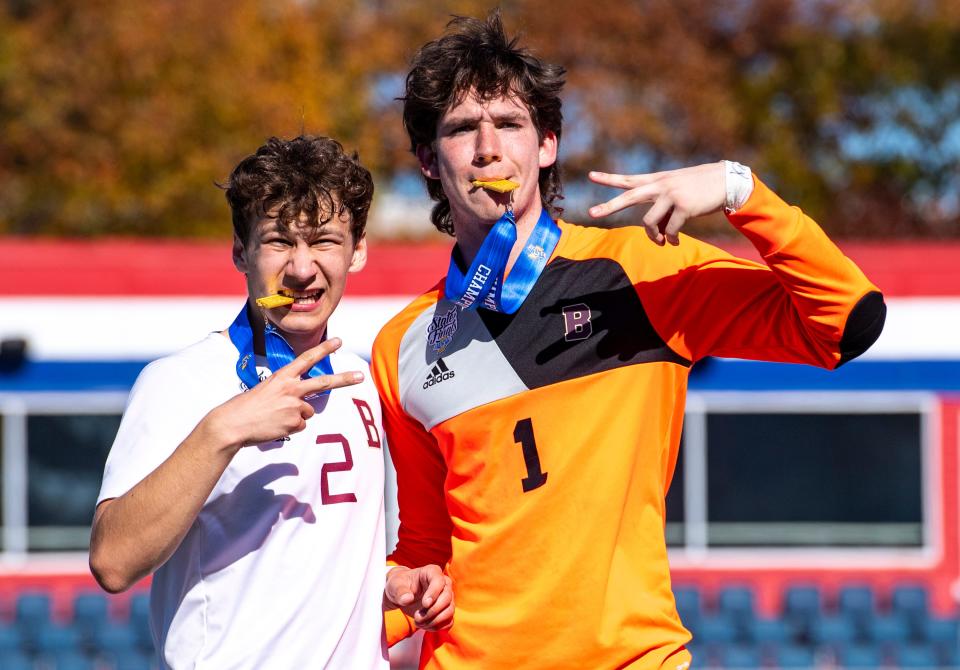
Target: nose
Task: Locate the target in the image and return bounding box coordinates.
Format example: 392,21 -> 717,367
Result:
474,122 -> 502,165
285,242 -> 317,285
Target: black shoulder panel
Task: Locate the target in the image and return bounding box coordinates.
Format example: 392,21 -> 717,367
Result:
478,257 -> 690,390
837,290 -> 886,367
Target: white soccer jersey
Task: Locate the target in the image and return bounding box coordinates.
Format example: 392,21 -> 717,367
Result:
98,332 -> 388,670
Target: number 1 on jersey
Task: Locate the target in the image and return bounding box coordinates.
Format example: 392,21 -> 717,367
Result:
513,418 -> 548,492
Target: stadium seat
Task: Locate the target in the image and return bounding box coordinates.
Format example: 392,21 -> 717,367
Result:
36,623 -> 82,653
940,637 -> 960,668
891,585 -> 930,623
837,585 -> 876,623
717,586 -> 756,624
15,592 -> 51,632
128,594 -> 151,645
73,592 -> 110,637
750,618 -> 791,645
47,649 -> 95,670
685,644 -> 706,668
0,625 -> 22,652
0,650 -> 33,670
810,615 -> 858,646
783,585 -> 822,625
95,624 -> 139,654
107,649 -> 155,670
836,643 -> 882,668
673,586 -> 703,626
923,616 -> 959,646
774,644 -> 816,668
867,614 -> 910,644
718,644 -> 762,668
689,616 -> 737,645
893,643 -> 940,668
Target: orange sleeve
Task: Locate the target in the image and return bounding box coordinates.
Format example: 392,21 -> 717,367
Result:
371,295 -> 454,646
635,177 -> 884,368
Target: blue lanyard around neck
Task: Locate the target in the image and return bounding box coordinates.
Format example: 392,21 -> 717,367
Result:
227,304 -> 333,392
444,207 -> 560,314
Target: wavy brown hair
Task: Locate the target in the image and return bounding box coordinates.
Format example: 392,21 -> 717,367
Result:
402,10 -> 566,235
222,135 -> 373,245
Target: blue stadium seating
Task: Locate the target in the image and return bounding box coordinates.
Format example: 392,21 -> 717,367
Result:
775,644 -> 816,668
47,649 -> 95,670
924,616 -> 959,646
0,650 -> 33,670
783,585 -> 822,625
129,593 -> 152,649
689,616 -> 737,645
811,615 -> 858,646
836,643 -> 883,668
837,585 -> 877,623
107,649 -> 155,670
95,624 -> 139,654
673,586 -> 702,626
3,581 -> 956,670
36,623 -> 82,653
894,643 -> 940,668
718,644 -> 762,668
868,614 -> 911,644
717,586 -> 756,625
750,618 -> 791,645
73,592 -> 109,637
15,592 -> 51,637
891,585 -> 930,622
0,625 -> 22,652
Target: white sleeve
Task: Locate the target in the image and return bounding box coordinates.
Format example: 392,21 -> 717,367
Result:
96,356 -> 220,505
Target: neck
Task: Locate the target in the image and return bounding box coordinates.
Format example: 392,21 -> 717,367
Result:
455,202 -> 544,275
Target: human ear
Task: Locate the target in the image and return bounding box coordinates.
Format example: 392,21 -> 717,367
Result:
232,235 -> 248,273
416,143 -> 441,180
349,235 -> 368,273
538,130 -> 558,169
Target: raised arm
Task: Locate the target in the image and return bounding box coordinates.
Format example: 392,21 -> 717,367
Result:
89,339 -> 362,593
589,162 -> 885,366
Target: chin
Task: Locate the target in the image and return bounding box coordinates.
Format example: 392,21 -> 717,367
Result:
274,310 -> 329,335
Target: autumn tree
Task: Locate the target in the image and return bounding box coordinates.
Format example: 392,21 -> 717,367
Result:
1,0 -> 958,238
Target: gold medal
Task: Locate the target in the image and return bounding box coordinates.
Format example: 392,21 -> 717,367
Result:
255,294 -> 294,309
472,178 -> 520,193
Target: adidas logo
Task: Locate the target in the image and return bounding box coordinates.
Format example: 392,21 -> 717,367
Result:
423,358 -> 455,389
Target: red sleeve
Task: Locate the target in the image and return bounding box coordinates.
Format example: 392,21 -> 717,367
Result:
634,177 -> 883,368
371,296 -> 454,646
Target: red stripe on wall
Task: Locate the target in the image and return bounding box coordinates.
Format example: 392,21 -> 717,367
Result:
0,238 -> 957,296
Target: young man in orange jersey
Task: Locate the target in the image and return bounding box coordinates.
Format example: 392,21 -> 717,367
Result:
371,12 -> 885,670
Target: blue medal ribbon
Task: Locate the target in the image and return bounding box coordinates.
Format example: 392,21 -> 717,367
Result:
227,304 -> 334,393
444,207 -> 560,314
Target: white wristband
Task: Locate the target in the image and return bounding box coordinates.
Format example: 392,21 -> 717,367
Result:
723,160 -> 754,214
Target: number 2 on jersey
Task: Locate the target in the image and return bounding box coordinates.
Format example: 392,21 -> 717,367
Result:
513,418 -> 548,492
316,434 -> 357,505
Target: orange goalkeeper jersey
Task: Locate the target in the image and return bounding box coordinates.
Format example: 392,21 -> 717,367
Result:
371,178 -> 885,670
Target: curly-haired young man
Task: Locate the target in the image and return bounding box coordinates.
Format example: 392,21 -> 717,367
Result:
372,12 -> 885,670
92,136 -> 452,670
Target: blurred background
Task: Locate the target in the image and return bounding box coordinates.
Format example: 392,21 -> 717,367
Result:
0,0 -> 959,668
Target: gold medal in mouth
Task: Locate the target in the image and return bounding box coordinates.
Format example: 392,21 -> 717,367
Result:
472,178 -> 520,193
255,294 -> 295,309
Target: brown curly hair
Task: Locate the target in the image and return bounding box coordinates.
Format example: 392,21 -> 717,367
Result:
402,10 -> 566,236
223,135 -> 373,245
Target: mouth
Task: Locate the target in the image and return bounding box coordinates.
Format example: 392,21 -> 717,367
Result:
470,178 -> 520,194
279,289 -> 324,305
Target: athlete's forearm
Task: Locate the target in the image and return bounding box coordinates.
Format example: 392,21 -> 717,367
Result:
89,411 -> 240,593
728,178 -> 883,364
